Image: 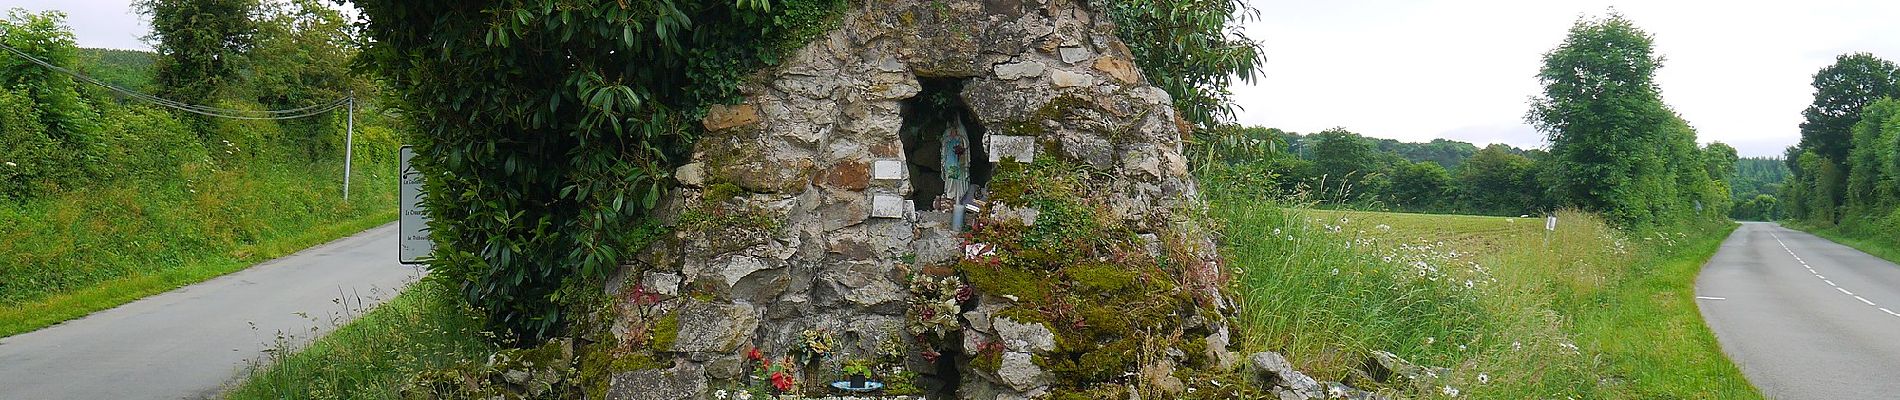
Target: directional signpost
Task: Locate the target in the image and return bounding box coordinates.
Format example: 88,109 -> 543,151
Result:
399,146 -> 432,264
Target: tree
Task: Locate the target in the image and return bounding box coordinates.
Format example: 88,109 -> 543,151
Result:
1456,144 -> 1539,215
1308,127 -> 1388,201
136,0 -> 260,103
1798,53 -> 1899,170
1528,13 -> 1681,228
1104,0 -> 1264,130
1846,98 -> 1900,213
1790,53 -> 1900,223
1387,161 -> 1453,210
0,10 -> 100,197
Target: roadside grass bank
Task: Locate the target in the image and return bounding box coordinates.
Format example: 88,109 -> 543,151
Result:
1212,190 -> 1753,398
224,275 -> 495,400
1783,214 -> 1900,266
0,160 -> 397,338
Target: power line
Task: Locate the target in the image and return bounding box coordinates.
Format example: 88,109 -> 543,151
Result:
0,41 -> 352,120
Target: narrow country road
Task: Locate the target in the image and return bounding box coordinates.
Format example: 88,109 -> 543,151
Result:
0,223 -> 419,400
1697,222 -> 1900,399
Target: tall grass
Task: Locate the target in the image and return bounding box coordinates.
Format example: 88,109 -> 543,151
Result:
224,275 -> 496,399
1209,179 -> 1754,398
0,157 -> 398,337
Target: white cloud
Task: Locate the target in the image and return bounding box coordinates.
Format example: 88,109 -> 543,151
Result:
1232,0 -> 1900,157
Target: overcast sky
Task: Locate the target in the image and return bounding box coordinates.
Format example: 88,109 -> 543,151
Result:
8,0 -> 1899,157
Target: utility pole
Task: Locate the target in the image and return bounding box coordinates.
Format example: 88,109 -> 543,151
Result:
343,92 -> 355,202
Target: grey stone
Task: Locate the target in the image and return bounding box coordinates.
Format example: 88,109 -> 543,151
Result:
675,163 -> 705,187
642,272 -> 681,297
824,267 -> 906,310
1249,351 -> 1324,399
606,363 -> 706,400
1050,69 -> 1095,87
1058,47 -> 1092,64
987,135 -> 1037,163
669,301 -> 758,353
993,61 -> 1046,80
1364,350 -> 1447,387
997,351 -> 1049,392
989,202 -> 1040,226
992,316 -> 1055,353
712,255 -> 770,287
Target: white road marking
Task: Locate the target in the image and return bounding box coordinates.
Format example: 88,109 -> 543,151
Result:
1696,296 -> 1727,300
1771,230 -> 1890,313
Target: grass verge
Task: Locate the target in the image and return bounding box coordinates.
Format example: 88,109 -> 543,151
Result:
224,275 -> 495,400
1212,193 -> 1755,398
0,161 -> 398,338
1782,220 -> 1900,266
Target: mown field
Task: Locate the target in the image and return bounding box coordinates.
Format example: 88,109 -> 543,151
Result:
1216,194 -> 1753,398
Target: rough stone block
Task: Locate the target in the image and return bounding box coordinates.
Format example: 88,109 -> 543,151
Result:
1059,47 -> 1092,64
1050,69 -> 1095,88
607,362 -> 706,400
987,135 -> 1036,163
871,194 -> 906,219
993,61 -> 1046,80
669,301 -> 759,353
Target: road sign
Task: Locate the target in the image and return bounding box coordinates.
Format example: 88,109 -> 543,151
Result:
400,146 -> 433,264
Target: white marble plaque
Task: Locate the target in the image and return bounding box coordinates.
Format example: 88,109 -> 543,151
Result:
871,194 -> 906,219
872,159 -> 906,180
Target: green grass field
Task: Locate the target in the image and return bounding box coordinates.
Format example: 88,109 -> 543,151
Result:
1215,199 -> 1754,398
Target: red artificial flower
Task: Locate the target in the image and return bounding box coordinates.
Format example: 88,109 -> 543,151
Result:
921,349 -> 941,363
770,371 -> 795,392
747,347 -> 763,362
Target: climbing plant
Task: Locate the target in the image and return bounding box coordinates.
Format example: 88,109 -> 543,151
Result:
353,0 -> 846,344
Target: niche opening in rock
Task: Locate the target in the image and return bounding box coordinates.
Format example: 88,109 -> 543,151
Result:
900,78 -> 992,213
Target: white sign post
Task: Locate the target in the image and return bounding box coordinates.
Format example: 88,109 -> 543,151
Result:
399,146 -> 433,264
1545,215 -> 1557,231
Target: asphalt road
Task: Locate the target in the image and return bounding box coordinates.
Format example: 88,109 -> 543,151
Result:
0,223 -> 420,399
1697,222 -> 1900,399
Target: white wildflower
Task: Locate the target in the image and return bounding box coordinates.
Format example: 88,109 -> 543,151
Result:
734,391 -> 753,400
715,389 -> 730,400
1382,256 -> 1393,263
1478,373 -> 1490,384
1464,280 -> 1474,289
1512,341 -> 1522,351
1442,385 -> 1460,397
1330,268 -> 1340,276
2,161 -> 14,167
1376,224 -> 1391,231
1272,228 -> 1282,235
1339,217 -> 1350,224
1425,337 -> 1435,345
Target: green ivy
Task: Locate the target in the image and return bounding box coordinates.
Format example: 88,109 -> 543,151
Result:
353,0 -> 845,344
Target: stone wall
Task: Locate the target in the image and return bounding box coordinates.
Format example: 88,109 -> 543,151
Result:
605,1 -> 1232,398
